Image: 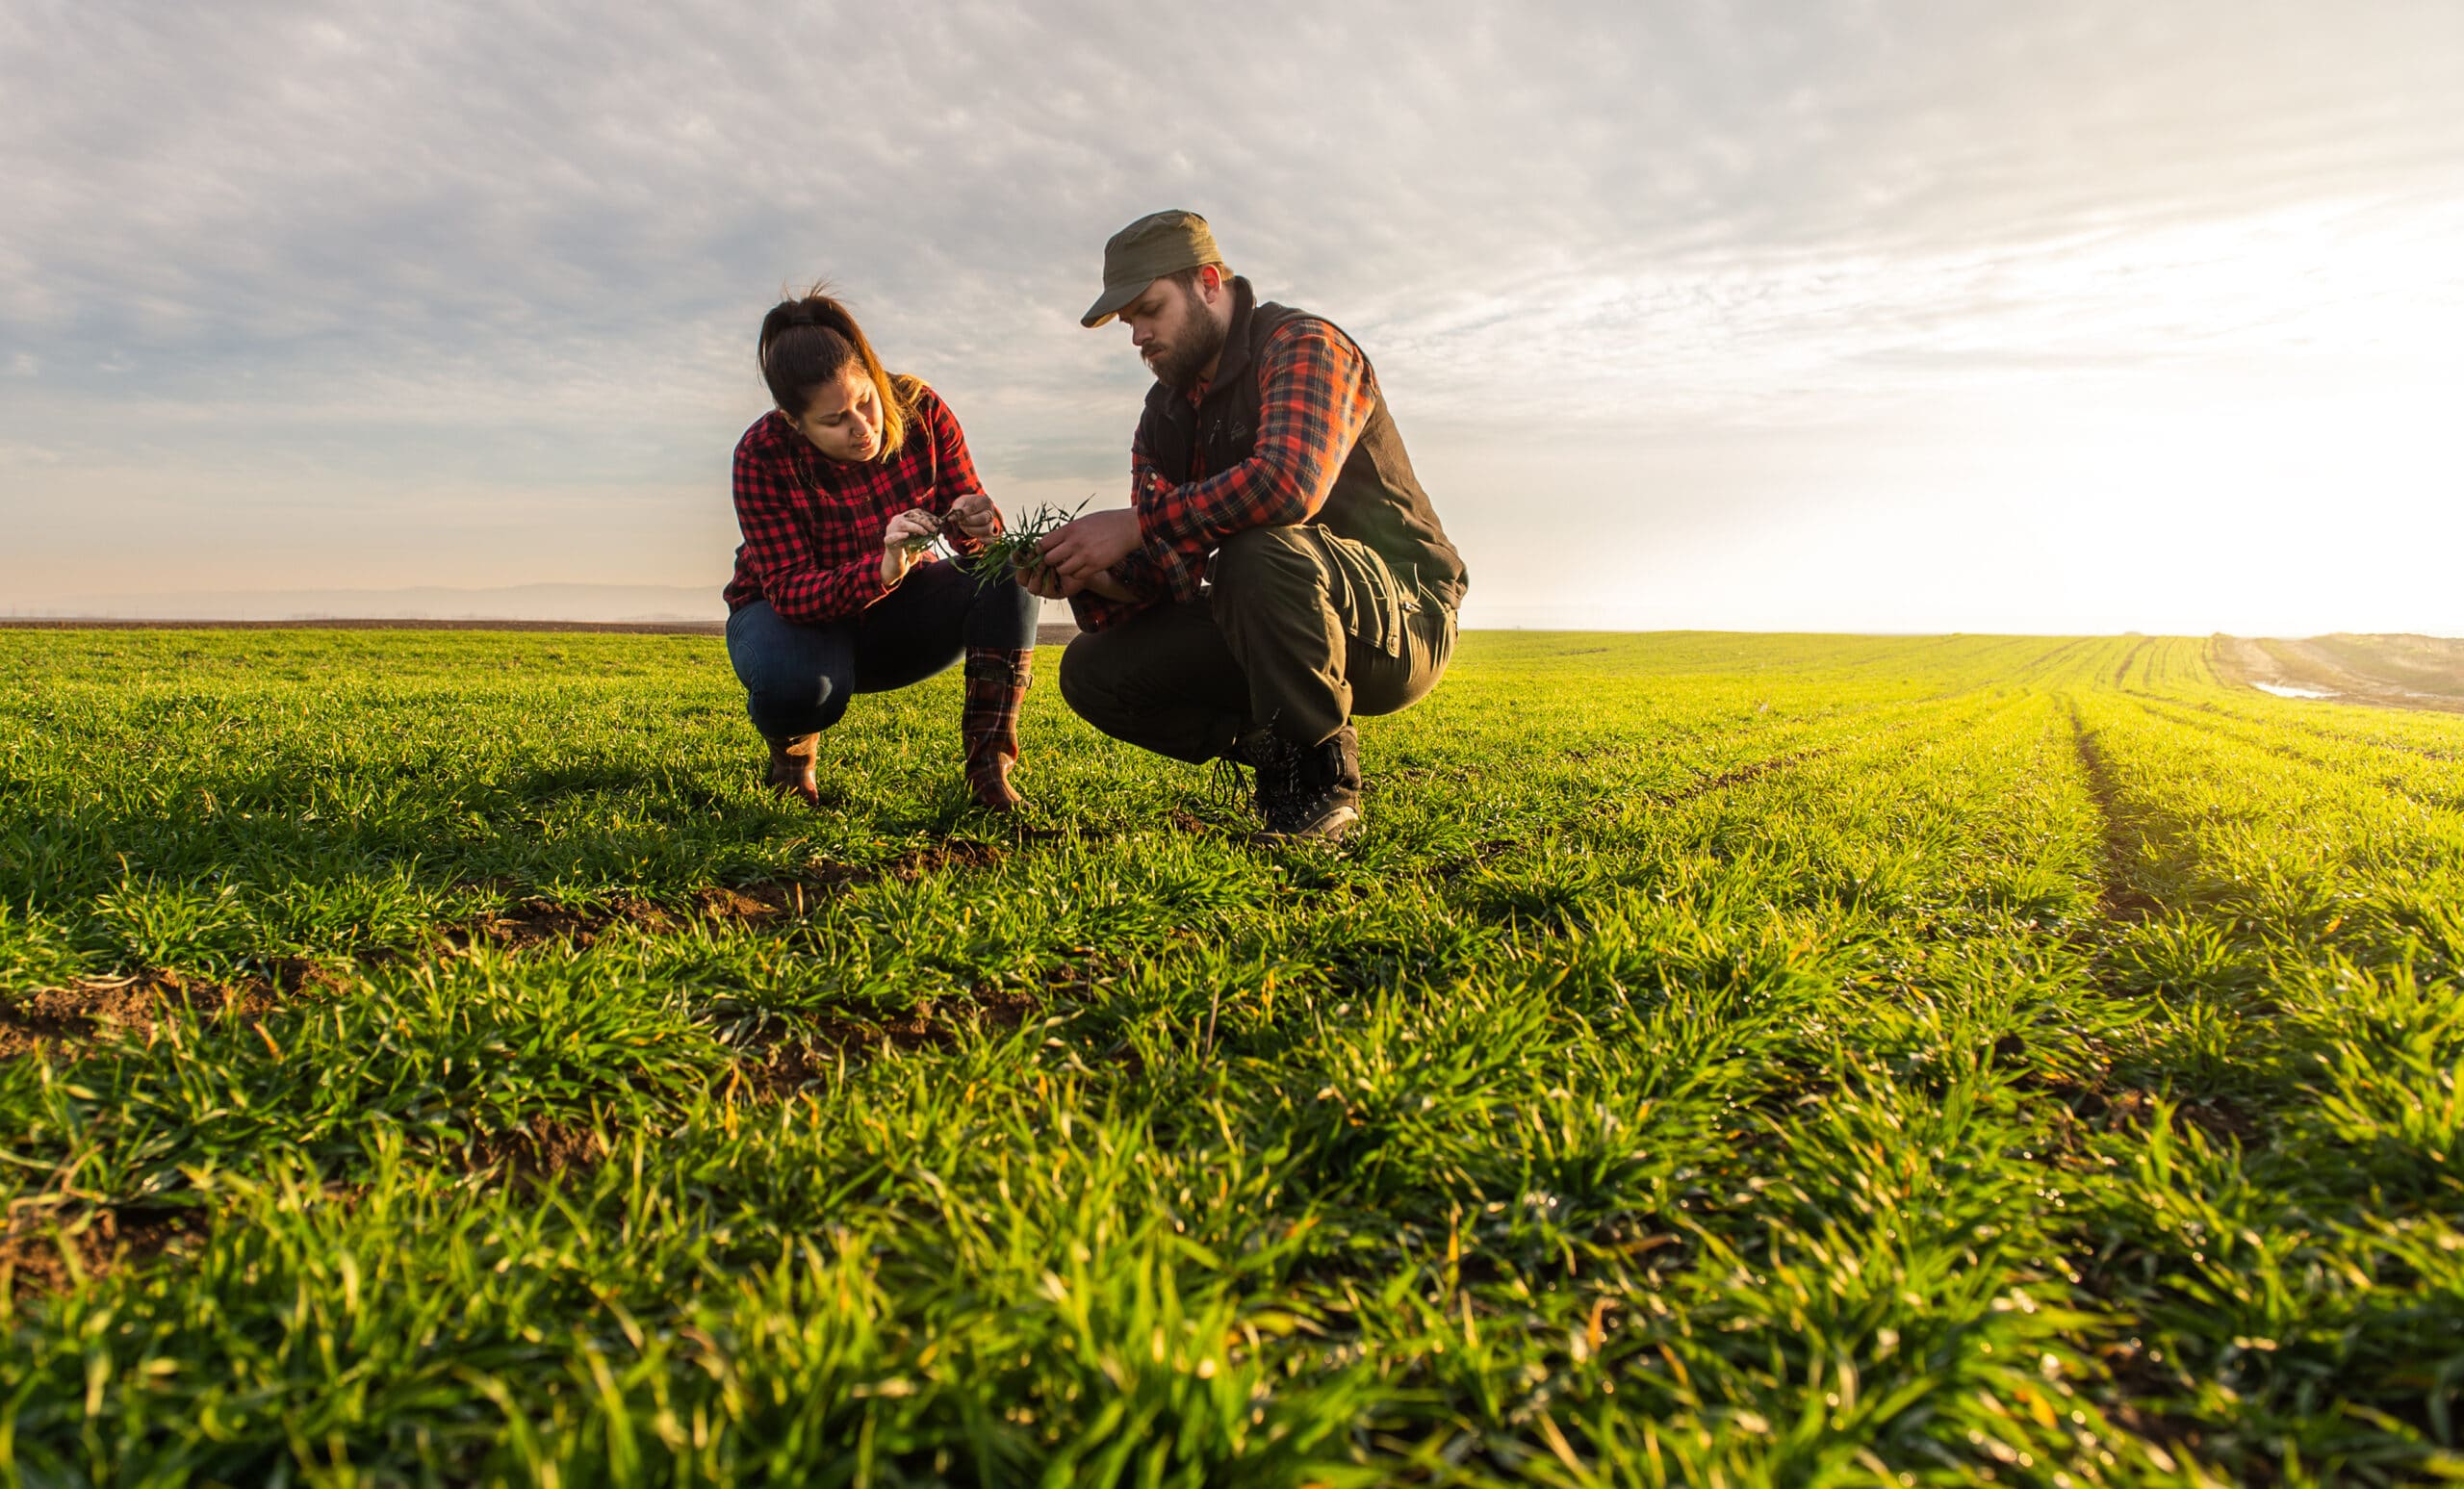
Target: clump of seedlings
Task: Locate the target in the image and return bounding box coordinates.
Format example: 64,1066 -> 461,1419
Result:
957,499 -> 1088,591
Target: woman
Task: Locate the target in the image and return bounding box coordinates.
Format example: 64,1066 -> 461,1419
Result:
723,289 -> 1038,810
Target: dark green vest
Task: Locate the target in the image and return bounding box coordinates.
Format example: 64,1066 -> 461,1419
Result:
1136,280 -> 1468,610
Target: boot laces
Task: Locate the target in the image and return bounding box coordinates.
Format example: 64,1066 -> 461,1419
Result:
1209,756 -> 1252,812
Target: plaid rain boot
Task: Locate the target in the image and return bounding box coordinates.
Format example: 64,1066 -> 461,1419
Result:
765,732 -> 821,809
961,648 -> 1034,811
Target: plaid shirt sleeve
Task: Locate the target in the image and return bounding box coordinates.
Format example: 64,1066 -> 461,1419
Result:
730,423 -> 892,625
918,387 -> 1001,558
1134,319 -> 1376,603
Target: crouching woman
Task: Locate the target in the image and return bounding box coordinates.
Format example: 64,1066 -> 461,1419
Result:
723,290 -> 1038,810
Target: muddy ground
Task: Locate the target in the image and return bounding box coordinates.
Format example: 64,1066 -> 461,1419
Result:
2209,632 -> 2464,713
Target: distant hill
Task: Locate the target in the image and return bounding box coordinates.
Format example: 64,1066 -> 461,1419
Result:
8,583 -> 731,625
2213,633 -> 2464,712
5,580 -> 1085,643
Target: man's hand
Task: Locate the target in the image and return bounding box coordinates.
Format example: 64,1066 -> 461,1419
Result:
1017,563 -> 1137,603
880,508 -> 940,587
1016,563 -> 1083,600
1039,508 -> 1144,584
945,492 -> 1000,543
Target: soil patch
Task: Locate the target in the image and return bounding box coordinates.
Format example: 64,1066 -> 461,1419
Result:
1651,713 -> 1930,809
463,1117 -> 609,1184
2100,1089 -> 2257,1143
1658,743 -> 1837,804
446,896 -> 680,952
2211,633 -> 2464,715
739,986 -> 1044,1095
440,839 -> 1014,951
4,1207 -> 194,1300
2035,1070 -> 2258,1146
1,960 -> 338,1059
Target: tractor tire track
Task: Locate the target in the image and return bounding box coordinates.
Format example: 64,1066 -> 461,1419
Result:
2008,637 -> 2097,689
2064,701 -> 2164,923
2110,637 -> 2153,691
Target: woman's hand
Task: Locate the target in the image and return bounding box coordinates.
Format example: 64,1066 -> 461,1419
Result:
880,508 -> 941,588
945,492 -> 1000,545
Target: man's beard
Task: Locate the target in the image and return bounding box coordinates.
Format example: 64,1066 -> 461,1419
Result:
1147,303 -> 1228,391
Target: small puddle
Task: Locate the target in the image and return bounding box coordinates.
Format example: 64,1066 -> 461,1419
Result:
2253,681 -> 2339,700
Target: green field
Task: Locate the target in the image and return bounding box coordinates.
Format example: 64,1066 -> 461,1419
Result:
3,629 -> 2460,1486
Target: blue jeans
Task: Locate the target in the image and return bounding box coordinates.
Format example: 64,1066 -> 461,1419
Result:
726,560 -> 1038,738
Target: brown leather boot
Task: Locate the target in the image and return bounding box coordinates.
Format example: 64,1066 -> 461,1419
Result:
764,733 -> 821,808
961,648 -> 1033,812
965,749 -> 1021,811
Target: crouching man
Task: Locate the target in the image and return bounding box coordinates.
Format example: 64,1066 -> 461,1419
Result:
1024,210 -> 1468,841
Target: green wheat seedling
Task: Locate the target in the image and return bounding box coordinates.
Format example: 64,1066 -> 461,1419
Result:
958,498 -> 1089,591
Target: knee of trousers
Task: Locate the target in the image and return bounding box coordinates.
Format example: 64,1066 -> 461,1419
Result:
1056,632 -> 1111,721
1207,526 -> 1323,615
1057,630 -> 1164,739
743,670 -> 845,732
974,575 -> 1040,645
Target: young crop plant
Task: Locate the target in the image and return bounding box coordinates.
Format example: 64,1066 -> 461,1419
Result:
956,499 -> 1088,592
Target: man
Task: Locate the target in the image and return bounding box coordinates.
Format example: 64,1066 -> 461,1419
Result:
1025,210 -> 1467,841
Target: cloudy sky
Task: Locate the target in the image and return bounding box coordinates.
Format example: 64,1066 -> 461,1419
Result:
4,0 -> 2459,632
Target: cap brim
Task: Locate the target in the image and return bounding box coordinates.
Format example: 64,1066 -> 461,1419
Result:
1079,282 -> 1141,329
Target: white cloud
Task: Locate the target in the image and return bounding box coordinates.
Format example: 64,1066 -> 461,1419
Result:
2,0 -> 2459,629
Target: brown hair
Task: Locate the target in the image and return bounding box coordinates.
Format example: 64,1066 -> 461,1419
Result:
757,286 -> 918,458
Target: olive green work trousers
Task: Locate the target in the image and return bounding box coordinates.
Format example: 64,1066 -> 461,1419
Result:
1057,524 -> 1456,763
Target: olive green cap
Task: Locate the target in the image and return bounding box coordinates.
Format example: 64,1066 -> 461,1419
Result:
1080,209 -> 1221,328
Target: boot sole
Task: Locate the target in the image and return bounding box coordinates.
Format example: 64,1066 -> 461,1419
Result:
1251,803 -> 1362,844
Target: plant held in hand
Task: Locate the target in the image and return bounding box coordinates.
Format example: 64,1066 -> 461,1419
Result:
959,499 -> 1089,592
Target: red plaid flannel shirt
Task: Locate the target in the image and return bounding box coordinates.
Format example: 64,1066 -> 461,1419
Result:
1070,318 -> 1378,632
723,383 -> 998,624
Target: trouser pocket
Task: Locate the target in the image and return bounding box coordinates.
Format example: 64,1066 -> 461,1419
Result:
1316,531 -> 1409,660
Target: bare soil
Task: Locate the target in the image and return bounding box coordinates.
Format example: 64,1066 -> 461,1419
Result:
742,986 -> 1044,1097
433,840 -> 1014,954
0,961 -> 336,1059
4,1207 -> 194,1300
2211,633 -> 2464,713
463,1117 -> 610,1184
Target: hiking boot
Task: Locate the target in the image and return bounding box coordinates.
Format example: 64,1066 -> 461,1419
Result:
1226,727 -> 1302,821
1255,726 -> 1363,843
765,733 -> 821,809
